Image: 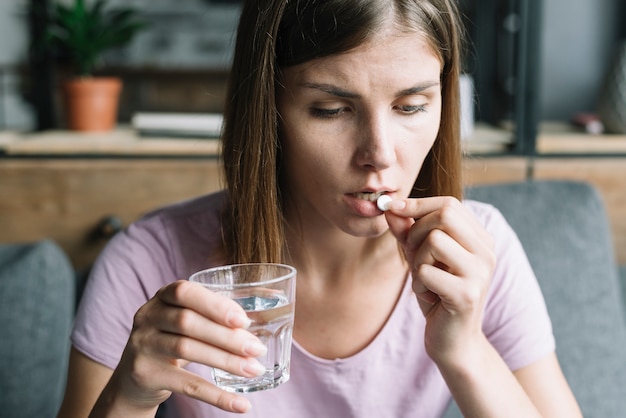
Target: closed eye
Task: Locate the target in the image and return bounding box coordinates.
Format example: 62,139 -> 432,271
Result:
396,104 -> 427,114
310,107 -> 349,119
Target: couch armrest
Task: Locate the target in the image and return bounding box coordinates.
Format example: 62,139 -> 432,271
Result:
0,240 -> 75,417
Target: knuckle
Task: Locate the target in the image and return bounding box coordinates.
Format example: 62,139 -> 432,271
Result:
414,262 -> 430,278
215,390 -> 235,411
171,336 -> 192,358
174,309 -> 195,331
441,195 -> 460,209
170,279 -> 195,301
424,229 -> 445,248
128,356 -> 154,388
458,284 -> 482,310
182,378 -> 205,399
438,201 -> 459,225
133,304 -> 151,328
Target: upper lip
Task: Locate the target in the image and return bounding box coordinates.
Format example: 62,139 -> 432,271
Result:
353,185 -> 392,194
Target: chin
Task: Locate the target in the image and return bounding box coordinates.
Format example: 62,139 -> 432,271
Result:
341,217 -> 389,238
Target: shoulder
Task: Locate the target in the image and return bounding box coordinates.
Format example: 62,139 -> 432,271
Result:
102,190 -> 229,282
462,198 -> 511,235
136,189 -> 228,233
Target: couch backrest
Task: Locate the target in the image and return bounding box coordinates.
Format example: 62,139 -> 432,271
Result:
447,180 -> 626,417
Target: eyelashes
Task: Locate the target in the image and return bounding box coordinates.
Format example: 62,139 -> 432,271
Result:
309,104 -> 427,119
396,104 -> 427,114
310,107 -> 347,119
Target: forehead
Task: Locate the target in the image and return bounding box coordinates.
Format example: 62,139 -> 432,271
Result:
281,29 -> 442,90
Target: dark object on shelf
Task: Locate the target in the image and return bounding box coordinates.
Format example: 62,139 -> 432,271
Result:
571,113 -> 605,135
28,0 -> 56,130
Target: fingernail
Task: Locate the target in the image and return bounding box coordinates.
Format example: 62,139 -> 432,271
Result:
243,339 -> 268,357
226,310 -> 251,329
243,359 -> 266,376
231,397 -> 251,413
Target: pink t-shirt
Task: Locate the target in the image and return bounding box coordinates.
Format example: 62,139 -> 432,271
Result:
72,190 -> 555,418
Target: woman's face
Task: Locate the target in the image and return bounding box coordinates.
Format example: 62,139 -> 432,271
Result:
276,25 -> 442,238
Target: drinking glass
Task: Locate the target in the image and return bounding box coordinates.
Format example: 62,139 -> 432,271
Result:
189,263 -> 296,393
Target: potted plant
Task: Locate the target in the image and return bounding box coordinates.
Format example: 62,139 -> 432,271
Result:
46,0 -> 148,131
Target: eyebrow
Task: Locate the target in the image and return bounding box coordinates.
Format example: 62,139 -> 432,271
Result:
301,81 -> 440,99
301,83 -> 360,98
396,82 -> 440,97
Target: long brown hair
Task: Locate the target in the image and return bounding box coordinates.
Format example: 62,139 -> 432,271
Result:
221,0 -> 464,264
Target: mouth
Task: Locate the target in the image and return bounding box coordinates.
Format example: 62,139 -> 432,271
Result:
352,191 -> 387,202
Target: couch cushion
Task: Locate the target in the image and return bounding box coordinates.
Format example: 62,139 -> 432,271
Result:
449,180 -> 626,417
0,240 -> 75,417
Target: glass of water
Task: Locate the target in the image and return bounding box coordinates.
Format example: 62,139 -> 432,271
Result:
189,263 -> 296,393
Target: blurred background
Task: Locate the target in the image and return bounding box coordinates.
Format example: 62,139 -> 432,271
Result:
0,0 -> 624,134
1,0 -> 625,271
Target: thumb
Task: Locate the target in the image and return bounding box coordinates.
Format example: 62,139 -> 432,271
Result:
384,210 -> 415,247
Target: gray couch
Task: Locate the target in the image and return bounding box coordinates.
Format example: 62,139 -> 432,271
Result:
0,240 -> 74,417
1,180 -> 625,417
445,180 -> 626,417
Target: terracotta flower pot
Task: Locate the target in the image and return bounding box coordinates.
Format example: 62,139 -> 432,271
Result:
62,77 -> 122,132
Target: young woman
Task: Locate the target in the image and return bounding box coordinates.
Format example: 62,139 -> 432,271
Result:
58,0 -> 582,417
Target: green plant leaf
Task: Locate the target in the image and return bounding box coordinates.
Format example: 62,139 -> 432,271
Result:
46,0 -> 149,76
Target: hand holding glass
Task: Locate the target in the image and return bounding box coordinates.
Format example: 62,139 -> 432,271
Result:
189,263 -> 296,393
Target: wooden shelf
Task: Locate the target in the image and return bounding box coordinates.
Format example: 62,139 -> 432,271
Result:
462,123 -> 515,154
0,127 -> 220,158
536,121 -> 626,155
3,121 -> 624,158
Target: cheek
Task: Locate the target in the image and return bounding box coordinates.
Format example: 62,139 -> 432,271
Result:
280,123 -> 332,184
400,114 -> 441,180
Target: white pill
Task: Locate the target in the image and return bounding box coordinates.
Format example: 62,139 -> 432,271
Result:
376,194 -> 392,211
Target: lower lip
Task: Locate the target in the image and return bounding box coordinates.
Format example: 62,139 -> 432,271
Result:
345,194 -> 384,217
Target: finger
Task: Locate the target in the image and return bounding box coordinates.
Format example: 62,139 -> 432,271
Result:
412,228 -> 475,277
399,198 -> 493,256
385,210 -> 414,246
412,264 -> 455,316
146,305 -> 267,358
407,230 -> 469,305
156,280 -> 251,329
385,196 -> 460,250
159,367 -> 252,413
385,196 -> 454,219
145,332 -> 266,379
408,229 -> 462,298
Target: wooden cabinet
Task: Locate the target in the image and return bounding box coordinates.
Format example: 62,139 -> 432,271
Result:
0,158 -> 222,270
0,130 -> 222,270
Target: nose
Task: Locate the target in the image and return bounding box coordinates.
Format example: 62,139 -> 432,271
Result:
354,111 -> 397,170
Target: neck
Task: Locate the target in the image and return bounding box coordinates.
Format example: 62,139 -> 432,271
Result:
284,224 -> 405,289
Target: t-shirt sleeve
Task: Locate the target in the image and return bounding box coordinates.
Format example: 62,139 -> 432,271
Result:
71,216 -> 176,369
472,202 -> 556,371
